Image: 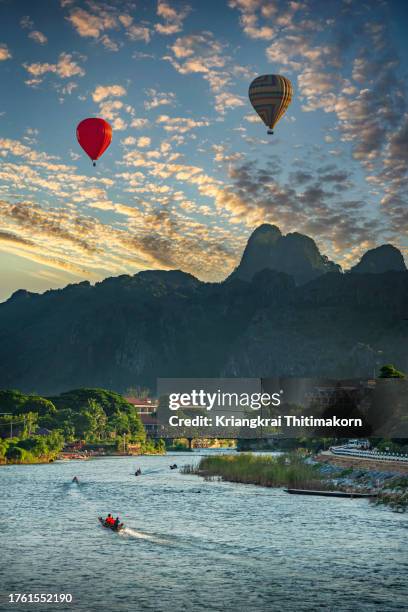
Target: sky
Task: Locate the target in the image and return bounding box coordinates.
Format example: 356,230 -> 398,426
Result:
0,0 -> 407,301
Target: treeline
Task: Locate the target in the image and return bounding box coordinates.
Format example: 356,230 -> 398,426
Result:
0,387 -> 151,464
0,430 -> 64,464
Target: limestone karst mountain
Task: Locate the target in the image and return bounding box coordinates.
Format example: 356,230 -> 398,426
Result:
349,244 -> 407,274
227,224 -> 341,285
0,225 -> 406,393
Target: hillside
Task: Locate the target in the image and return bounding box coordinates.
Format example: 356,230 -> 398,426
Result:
0,225 -> 407,393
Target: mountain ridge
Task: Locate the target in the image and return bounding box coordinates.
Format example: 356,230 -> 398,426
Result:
0,224 -> 407,394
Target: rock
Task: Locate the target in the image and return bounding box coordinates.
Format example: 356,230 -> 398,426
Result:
349,244 -> 406,274
228,224 -> 340,285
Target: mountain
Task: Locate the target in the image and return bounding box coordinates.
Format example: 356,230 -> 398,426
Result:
228,224 -> 341,285
0,226 -> 407,394
349,244 -> 407,274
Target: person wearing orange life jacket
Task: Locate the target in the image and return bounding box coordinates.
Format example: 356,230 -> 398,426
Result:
105,513 -> 114,526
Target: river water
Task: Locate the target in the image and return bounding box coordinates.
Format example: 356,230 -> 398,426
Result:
0,451 -> 407,612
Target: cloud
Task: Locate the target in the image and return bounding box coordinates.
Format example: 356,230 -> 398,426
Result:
126,24 -> 150,43
239,13 -> 275,39
0,230 -> 34,246
131,117 -> 150,129
0,44 -> 11,61
64,4 -> 150,48
92,86 -> 135,131
24,52 -> 85,85
100,34 -> 120,51
66,7 -> 116,38
28,30 -> 48,45
20,16 -> 34,29
92,84 -> 127,102
167,32 -> 226,73
156,115 -> 210,133
228,0 -> 408,235
97,100 -> 128,130
164,31 -> 246,118
144,88 -> 176,110
137,136 -> 151,148
214,91 -> 245,114
155,1 -> 191,35
228,0 -> 303,39
20,15 -> 48,44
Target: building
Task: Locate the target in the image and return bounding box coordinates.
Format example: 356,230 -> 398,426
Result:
125,397 -> 158,415
140,413 -> 161,437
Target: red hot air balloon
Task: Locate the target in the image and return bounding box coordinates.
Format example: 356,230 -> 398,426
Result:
76,118 -> 112,166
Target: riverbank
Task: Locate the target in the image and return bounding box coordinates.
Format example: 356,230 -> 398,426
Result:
316,452 -> 408,474
183,452 -> 325,489
184,452 -> 408,511
0,455 -> 57,466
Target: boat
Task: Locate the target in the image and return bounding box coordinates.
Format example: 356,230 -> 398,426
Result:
285,489 -> 377,498
98,517 -> 124,532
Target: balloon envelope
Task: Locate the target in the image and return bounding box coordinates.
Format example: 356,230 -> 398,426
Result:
76,118 -> 112,162
248,75 -> 293,132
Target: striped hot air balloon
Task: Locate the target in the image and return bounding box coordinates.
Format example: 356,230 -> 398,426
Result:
248,74 -> 293,135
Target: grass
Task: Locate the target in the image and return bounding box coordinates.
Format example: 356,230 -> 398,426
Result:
373,490 -> 408,512
182,452 -> 326,489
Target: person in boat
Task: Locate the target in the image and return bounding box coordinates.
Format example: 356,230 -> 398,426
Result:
105,514 -> 114,526
113,517 -> 120,530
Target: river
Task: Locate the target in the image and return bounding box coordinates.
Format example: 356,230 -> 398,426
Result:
0,451 -> 407,612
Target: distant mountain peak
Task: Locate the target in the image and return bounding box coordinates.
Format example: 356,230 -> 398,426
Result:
349,244 -> 406,274
248,223 -> 282,242
228,224 -> 340,285
5,289 -> 37,304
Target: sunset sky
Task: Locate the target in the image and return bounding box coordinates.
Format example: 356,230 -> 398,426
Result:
0,0 -> 407,301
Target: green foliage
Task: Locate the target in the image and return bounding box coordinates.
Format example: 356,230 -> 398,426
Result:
141,437 -> 166,454
187,453 -> 323,488
5,431 -> 64,463
5,445 -> 25,461
126,386 -> 151,398
21,397 -> 57,416
0,389 -> 27,414
49,388 -> 145,442
156,438 -> 166,453
0,390 -> 57,415
50,388 -> 135,417
0,387 -> 146,461
0,438 -> 9,459
167,439 -> 192,451
376,439 -> 401,453
379,364 -> 405,378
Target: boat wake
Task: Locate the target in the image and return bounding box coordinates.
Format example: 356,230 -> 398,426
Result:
122,527 -> 172,545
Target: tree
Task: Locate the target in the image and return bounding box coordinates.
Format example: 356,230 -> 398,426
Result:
73,410 -> 95,439
22,397 -> 57,416
109,413 -> 130,436
156,438 -> 166,453
87,399 -> 107,440
379,364 -> 405,379
51,388 -> 136,418
72,400 -> 107,441
126,386 -> 151,398
5,445 -> 24,461
127,412 -> 145,441
22,412 -> 38,437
